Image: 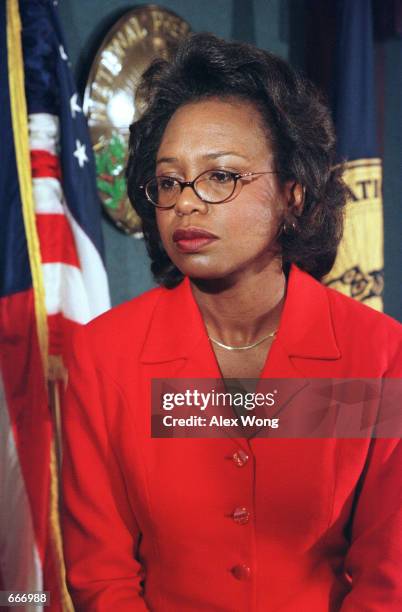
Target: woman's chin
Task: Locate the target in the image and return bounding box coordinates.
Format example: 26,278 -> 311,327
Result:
171,255 -> 228,280
179,263 -> 245,290
182,266 -> 228,281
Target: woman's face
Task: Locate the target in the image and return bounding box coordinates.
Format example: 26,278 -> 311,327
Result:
155,98 -> 293,282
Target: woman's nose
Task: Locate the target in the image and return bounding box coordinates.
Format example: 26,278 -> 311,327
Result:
174,185 -> 209,216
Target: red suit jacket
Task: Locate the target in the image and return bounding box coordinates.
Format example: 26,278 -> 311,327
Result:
62,264 -> 402,611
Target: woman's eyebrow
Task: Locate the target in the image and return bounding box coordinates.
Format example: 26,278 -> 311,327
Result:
201,151 -> 249,160
156,151 -> 248,165
156,156 -> 179,166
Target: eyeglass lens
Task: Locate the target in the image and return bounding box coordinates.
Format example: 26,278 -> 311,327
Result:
146,170 -> 237,207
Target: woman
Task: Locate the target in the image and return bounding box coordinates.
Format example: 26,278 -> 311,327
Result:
62,34 -> 402,610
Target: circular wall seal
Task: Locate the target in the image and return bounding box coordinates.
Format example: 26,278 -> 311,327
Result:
83,5 -> 191,235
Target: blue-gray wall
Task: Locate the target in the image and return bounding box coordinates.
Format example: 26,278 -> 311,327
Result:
58,0 -> 402,321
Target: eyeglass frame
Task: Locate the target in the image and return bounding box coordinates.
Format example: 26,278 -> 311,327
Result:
139,169 -> 278,209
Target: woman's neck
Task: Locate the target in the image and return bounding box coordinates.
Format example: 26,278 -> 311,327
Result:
190,261 -> 286,346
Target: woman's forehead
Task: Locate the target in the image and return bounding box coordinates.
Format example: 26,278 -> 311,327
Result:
157,98 -> 272,162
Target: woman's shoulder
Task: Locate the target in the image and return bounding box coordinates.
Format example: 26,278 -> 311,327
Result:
287,266 -> 401,375
292,264 -> 402,339
90,284 -> 165,325
324,280 -> 402,336
77,284 -> 171,359
322,280 -> 402,373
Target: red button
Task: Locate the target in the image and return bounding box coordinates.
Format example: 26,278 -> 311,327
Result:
232,507 -> 250,524
231,564 -> 251,580
232,449 -> 249,467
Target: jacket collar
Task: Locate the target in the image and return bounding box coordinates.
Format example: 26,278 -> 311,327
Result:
140,263 -> 341,365
275,264 -> 341,360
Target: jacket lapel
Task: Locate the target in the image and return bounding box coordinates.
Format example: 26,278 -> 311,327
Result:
141,265 -> 341,444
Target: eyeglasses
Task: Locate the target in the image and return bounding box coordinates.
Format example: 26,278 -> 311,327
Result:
139,169 -> 278,209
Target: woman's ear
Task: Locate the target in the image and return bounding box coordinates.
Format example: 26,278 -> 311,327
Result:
284,181 -> 305,217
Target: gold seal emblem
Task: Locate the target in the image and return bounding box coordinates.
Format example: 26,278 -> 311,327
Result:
324,158 -> 384,311
83,5 -> 191,234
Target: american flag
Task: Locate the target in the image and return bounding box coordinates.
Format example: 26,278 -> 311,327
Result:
0,1 -> 110,609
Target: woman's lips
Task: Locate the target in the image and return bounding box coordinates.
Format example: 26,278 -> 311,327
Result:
172,228 -> 218,253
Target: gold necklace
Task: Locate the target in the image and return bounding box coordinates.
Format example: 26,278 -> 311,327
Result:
208,330 -> 277,351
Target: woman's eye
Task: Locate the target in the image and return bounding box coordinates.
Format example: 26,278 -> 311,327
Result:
207,170 -> 233,183
159,178 -> 177,191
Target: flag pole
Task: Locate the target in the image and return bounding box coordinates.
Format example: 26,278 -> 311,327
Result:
48,358 -> 74,611
48,356 -> 67,475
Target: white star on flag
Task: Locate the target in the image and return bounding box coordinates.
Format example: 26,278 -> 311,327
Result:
70,93 -> 82,118
59,44 -> 68,61
73,140 -> 89,167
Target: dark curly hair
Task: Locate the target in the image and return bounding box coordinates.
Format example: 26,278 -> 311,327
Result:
126,32 -> 347,288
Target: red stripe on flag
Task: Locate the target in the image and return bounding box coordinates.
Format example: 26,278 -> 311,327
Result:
0,290 -> 52,565
47,313 -> 80,358
36,214 -> 80,267
30,149 -> 61,180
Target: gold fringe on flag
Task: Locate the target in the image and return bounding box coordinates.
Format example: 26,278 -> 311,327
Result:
50,438 -> 74,612
6,0 -> 49,372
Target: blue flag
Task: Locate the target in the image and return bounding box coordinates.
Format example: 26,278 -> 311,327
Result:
324,0 -> 384,310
